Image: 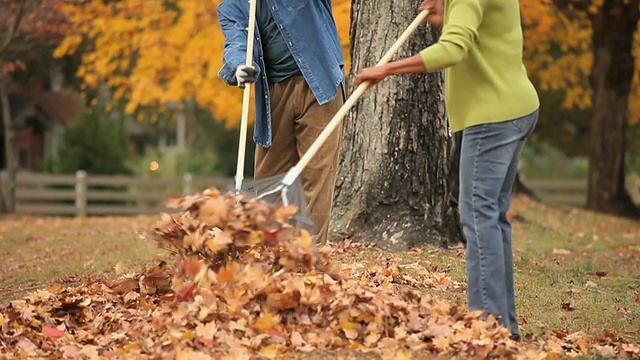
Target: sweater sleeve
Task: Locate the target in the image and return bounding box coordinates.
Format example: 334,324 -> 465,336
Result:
420,0 -> 484,71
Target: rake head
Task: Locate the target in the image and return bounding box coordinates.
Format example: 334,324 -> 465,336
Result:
228,177 -> 315,234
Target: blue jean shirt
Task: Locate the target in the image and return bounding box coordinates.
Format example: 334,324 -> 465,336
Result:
217,0 -> 346,148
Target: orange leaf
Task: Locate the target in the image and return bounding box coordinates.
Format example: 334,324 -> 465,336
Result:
253,312 -> 278,333
207,230 -> 233,253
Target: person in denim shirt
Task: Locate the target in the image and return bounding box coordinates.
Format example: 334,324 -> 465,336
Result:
217,0 -> 346,244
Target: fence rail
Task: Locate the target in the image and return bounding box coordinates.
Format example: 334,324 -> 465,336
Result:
13,171 -> 230,217
6,171 -> 590,217
523,178 -> 586,206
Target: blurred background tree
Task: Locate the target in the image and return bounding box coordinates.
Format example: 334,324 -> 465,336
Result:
1,0 -> 635,217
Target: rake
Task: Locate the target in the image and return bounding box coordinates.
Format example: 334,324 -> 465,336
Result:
233,0 -> 258,194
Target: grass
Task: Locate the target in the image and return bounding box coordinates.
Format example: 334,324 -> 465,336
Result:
330,195 -> 640,342
0,214 -> 164,302
0,195 -> 639,344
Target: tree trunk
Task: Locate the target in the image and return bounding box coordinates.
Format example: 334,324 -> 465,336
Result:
330,0 -> 463,250
0,75 -> 16,212
448,131 -> 462,205
447,130 -> 465,245
586,0 -> 640,217
512,172 -> 540,201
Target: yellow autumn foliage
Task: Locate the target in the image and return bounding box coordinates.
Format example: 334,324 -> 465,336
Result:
54,0 -> 352,128
57,0 -> 640,126
520,0 -> 640,124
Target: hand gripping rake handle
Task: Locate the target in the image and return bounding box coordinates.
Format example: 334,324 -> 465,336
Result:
278,10 -> 430,189
234,0 -> 258,192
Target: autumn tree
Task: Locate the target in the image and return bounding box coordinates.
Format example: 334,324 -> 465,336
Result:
54,0 -> 352,128
0,0 -> 69,211
521,0 -> 640,216
330,0 -> 463,249
52,0 -> 352,181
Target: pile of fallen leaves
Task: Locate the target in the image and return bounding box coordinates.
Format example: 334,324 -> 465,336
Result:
1,189 -> 640,360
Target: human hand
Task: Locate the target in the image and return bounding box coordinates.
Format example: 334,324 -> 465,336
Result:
353,66 -> 390,88
235,65 -> 258,88
418,0 -> 444,25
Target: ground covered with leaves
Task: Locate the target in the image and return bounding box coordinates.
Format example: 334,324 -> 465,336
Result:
1,190 -> 639,359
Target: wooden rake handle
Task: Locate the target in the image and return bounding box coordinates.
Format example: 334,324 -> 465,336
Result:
234,0 -> 259,192
282,10 -> 430,186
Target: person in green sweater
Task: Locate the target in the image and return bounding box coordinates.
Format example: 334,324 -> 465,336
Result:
354,0 -> 539,340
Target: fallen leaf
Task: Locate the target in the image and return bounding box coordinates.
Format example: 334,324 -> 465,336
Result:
176,348 -> 214,360
123,291 -> 139,303
79,345 -> 99,359
546,353 -> 562,360
114,261 -> 126,275
254,312 -> 278,333
552,248 -> 572,255
393,348 -> 412,360
42,325 -> 64,340
111,278 -> 138,294
432,335 -> 451,350
17,337 -> 37,354
61,345 -> 80,359
622,343 -> 640,354
259,344 -> 279,359
291,331 -> 306,347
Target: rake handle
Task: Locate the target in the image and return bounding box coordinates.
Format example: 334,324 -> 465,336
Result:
281,10 -> 430,186
234,0 -> 258,192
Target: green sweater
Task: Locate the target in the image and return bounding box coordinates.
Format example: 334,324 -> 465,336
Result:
420,0 -> 539,132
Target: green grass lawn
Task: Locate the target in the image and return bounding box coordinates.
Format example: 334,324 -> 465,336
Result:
0,194 -> 638,345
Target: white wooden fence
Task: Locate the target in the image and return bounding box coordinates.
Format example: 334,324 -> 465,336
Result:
12,171 -> 230,217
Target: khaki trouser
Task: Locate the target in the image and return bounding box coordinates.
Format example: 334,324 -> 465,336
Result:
255,75 -> 344,244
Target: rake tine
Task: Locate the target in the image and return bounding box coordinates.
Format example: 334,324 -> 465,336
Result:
256,184 -> 284,201
232,187 -> 313,228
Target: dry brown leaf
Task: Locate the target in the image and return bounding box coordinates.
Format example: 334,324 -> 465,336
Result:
176,348 -> 215,360
111,278 -> 138,294
552,248 -> 571,255
393,348 -> 413,360
595,271 -> 608,278
60,345 -> 81,359
17,337 -> 37,354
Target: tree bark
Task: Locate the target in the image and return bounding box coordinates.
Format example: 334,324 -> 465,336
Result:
0,75 -> 17,212
448,131 -> 462,205
586,0 -> 640,217
330,0 -> 463,250
512,172 -> 540,201
446,130 -> 465,245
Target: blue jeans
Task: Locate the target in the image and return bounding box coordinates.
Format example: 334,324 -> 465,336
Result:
459,109 -> 538,338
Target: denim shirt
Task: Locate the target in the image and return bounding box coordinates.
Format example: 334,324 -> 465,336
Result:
217,0 -> 345,148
